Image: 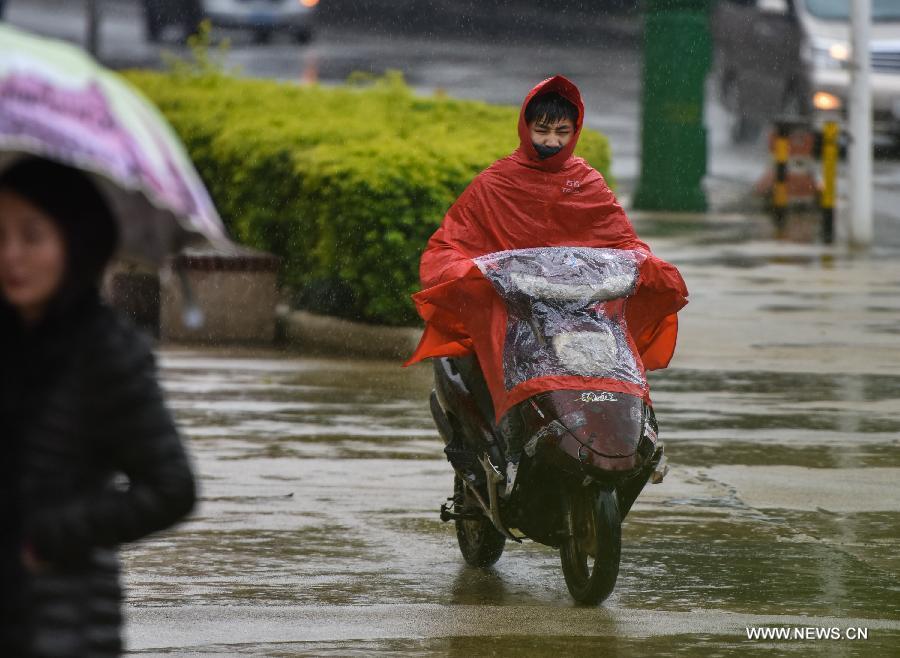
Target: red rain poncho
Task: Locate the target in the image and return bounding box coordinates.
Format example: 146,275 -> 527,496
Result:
406,75 -> 688,420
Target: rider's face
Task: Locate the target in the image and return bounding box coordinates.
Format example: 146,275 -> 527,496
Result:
528,118 -> 575,149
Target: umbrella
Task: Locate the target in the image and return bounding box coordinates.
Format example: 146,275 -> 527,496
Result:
0,24 -> 229,264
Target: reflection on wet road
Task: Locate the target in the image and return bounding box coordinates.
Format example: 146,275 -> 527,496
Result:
125,330 -> 900,653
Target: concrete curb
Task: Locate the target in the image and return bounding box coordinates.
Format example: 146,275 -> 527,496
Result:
627,208 -> 776,243
628,209 -> 772,225
280,310 -> 421,362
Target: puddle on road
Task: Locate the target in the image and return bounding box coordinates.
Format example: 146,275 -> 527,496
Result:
866,322 -> 900,336
158,633 -> 899,657
124,350 -> 899,651
676,252 -> 830,270
618,510 -> 900,619
650,369 -> 900,403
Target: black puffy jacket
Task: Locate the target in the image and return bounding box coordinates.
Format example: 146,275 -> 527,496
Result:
1,294 -> 196,657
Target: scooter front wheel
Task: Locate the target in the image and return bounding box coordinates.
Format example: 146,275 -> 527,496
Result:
560,486 -> 621,604
454,475 -> 506,567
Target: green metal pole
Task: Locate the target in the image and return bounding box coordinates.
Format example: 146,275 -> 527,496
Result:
86,0 -> 100,57
633,0 -> 711,212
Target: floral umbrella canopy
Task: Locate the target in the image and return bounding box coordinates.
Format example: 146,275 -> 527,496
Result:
0,24 -> 229,263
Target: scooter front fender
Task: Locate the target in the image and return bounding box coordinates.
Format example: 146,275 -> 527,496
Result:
531,390 -> 647,474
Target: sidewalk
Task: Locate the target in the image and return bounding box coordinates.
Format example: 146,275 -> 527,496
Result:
644,222 -> 900,378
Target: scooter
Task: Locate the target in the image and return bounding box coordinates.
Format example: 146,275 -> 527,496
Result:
429,247 -> 668,604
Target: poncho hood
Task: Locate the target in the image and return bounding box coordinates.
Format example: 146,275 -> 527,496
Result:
514,75 -> 585,173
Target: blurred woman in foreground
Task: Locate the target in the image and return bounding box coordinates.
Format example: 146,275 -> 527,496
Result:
0,158 -> 196,657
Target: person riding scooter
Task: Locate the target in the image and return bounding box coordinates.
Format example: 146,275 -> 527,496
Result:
406,76 -> 688,603
407,75 -> 690,599
407,75 -> 688,426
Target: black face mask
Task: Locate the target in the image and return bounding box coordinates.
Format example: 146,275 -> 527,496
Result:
533,142 -> 564,160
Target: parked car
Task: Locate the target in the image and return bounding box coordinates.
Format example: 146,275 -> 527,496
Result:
143,0 -> 203,42
143,0 -> 319,44
712,0 -> 900,145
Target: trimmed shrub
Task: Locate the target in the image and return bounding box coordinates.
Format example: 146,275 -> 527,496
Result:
125,68 -> 614,325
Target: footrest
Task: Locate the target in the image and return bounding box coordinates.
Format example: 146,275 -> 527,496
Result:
439,501 -> 481,522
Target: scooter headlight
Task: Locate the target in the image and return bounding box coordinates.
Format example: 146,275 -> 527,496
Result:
552,329 -> 618,377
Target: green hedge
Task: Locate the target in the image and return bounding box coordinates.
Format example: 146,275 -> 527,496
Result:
126,68 -> 614,325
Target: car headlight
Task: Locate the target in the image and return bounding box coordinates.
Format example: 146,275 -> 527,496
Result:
813,91 -> 842,111
803,38 -> 850,71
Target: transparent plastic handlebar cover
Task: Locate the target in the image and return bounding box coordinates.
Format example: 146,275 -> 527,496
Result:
474,247 -> 648,392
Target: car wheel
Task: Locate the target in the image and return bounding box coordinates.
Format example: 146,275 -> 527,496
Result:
253,28 -> 274,44
293,28 -> 313,44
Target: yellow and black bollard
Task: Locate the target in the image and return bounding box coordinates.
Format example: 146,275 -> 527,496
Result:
772,123 -> 790,235
820,121 -> 839,244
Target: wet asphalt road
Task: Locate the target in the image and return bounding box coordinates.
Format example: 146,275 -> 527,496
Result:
121,233 -> 900,655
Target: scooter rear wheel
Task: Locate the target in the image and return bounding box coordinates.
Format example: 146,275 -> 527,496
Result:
454,475 -> 506,567
560,486 -> 621,604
